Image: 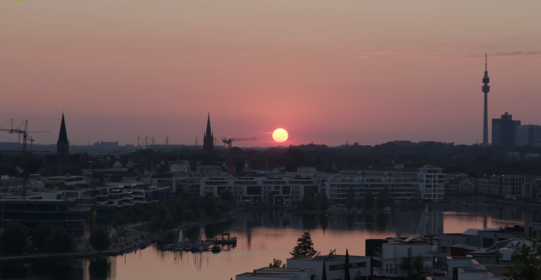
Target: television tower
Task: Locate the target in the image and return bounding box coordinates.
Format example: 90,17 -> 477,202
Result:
482,54 -> 490,146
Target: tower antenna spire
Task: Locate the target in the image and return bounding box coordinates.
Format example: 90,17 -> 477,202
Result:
485,53 -> 487,72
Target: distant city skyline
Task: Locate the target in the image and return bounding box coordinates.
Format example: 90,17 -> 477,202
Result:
1,0 -> 541,147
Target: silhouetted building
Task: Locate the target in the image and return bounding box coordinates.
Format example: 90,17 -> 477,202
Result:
482,54 -> 490,146
492,112 -> 520,147
517,125 -> 541,147
57,113 -> 70,164
45,114 -> 84,175
0,199 -> 85,237
203,114 -> 214,153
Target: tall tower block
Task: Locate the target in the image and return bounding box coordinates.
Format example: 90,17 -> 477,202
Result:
482,54 -> 490,146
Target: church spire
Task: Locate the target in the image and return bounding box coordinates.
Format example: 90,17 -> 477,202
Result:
58,113 -> 68,143
203,113 -> 214,153
57,113 -> 70,160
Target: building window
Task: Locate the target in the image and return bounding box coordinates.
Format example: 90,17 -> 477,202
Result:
329,264 -> 345,271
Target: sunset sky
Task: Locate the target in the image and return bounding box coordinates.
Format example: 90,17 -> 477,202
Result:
1,0 -> 540,147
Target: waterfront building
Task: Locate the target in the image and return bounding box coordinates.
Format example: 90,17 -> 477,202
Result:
236,267 -> 316,280
325,165 -> 447,203
476,175 -> 540,197
492,112 -> 521,147
444,178 -> 475,194
370,236 -> 433,278
418,165 -> 445,201
517,124 -> 541,147
286,253 -> 371,280
0,199 -> 86,237
200,176 -> 319,205
325,170 -> 420,204
523,179 -> 541,200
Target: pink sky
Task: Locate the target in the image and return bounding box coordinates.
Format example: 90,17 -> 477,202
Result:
1,0 -> 540,147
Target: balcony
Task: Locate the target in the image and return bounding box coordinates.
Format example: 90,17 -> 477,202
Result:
373,250 -> 382,259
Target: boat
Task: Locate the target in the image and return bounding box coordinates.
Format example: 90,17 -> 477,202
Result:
211,245 -> 221,253
177,230 -> 184,244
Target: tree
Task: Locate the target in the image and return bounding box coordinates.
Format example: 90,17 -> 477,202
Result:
212,209 -> 222,219
354,270 -> 363,280
189,197 -> 201,218
400,257 -> 413,276
46,226 -> 74,253
290,232 -> 317,258
269,258 -> 286,268
413,255 -> 424,274
347,187 -> 355,210
376,187 -> 389,209
344,248 -> 351,280
303,189 -> 316,210
219,190 -> 235,204
157,205 -> 167,221
162,213 -> 175,231
88,257 -> 111,280
504,237 -> 541,280
89,226 -> 110,253
205,197 -> 216,218
365,189 -> 375,210
149,217 -> 161,232
319,192 -> 329,211
268,191 -> 275,205
0,222 -> 28,255
183,210 -> 196,222
322,260 -> 327,280
33,223 -> 54,250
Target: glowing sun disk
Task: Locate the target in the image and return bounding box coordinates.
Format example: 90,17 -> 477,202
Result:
272,128 -> 288,142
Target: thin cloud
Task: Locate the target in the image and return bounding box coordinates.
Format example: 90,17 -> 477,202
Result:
492,51 -> 541,57
332,45 -> 343,52
359,49 -> 439,57
358,56 -> 368,59
440,41 -> 461,45
240,54 -> 252,57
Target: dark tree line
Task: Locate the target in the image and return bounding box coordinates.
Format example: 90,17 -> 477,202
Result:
0,222 -> 75,255
116,190 -> 235,233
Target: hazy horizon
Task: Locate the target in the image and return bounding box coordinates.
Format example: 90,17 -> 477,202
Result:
2,0 -> 540,147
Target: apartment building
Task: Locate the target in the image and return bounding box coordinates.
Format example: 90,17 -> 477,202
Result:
325,171 -> 420,204
200,177 -> 319,205
477,175 -> 540,197
370,237 -> 433,278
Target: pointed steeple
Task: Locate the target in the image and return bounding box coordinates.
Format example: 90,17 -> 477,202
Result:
203,113 -> 214,153
58,113 -> 68,143
57,113 -> 70,164
205,113 -> 212,138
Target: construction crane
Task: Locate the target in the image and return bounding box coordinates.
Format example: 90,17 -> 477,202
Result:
0,119 -> 49,199
0,119 -> 49,154
222,137 -> 256,175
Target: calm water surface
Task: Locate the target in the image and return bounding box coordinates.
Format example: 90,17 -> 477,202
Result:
1,207 -> 540,280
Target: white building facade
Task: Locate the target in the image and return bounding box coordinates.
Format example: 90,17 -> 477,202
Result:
418,165 -> 445,201
200,177 -> 320,205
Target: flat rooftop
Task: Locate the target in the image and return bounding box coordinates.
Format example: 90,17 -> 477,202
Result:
291,255 -> 368,261
237,273 -> 299,278
256,267 -> 314,273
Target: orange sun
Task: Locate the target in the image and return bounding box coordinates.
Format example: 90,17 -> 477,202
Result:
272,128 -> 288,142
